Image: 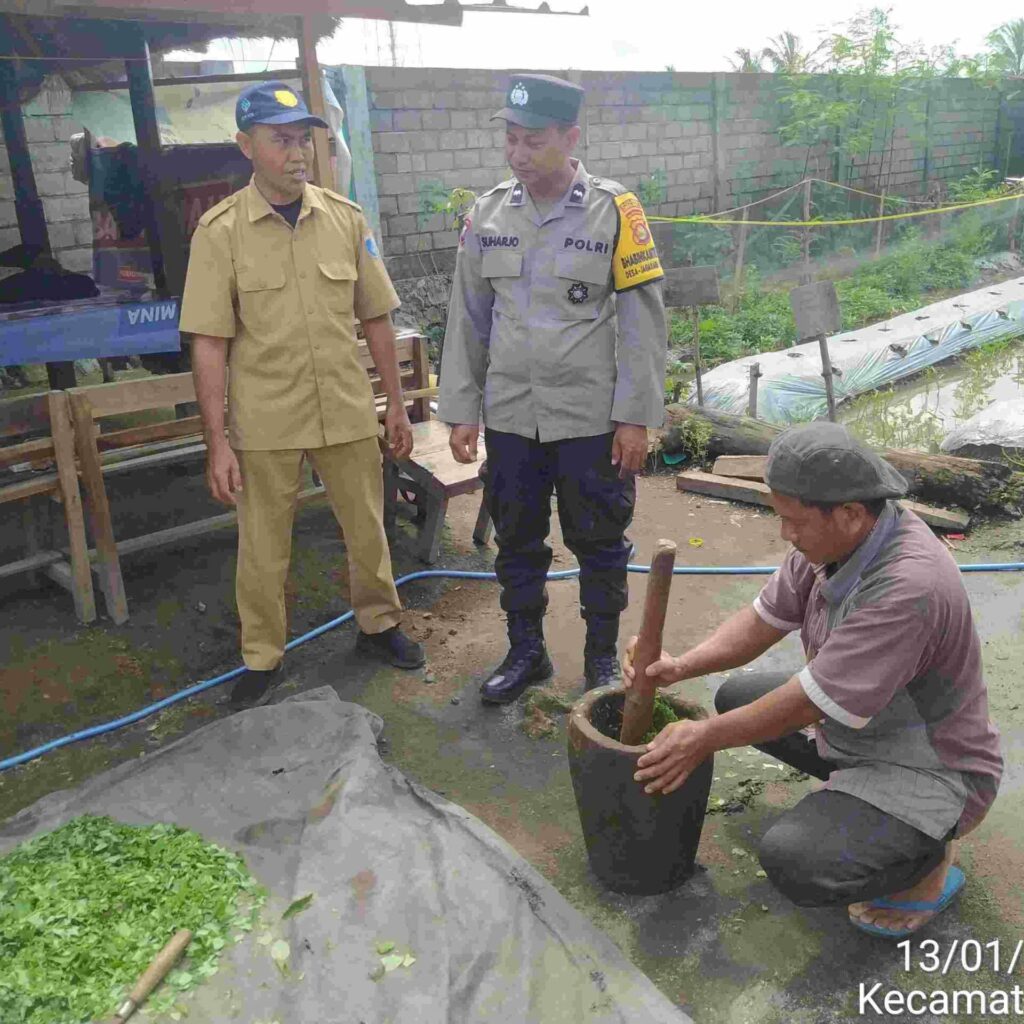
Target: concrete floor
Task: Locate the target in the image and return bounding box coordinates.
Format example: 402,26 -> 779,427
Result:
1,470 -> 1021,1023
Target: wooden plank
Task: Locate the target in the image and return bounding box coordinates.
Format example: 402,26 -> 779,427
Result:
0,549 -> 64,581
96,416 -> 203,451
0,437 -> 54,470
410,332 -> 432,423
676,470 -> 773,507
358,335 -> 416,369
68,392 -> 129,625
900,499 -> 969,531
47,391 -> 96,623
106,485 -> 325,558
100,443 -> 208,478
68,373 -> 196,419
0,391 -> 50,439
298,15 -> 332,189
0,474 -> 59,504
712,455 -> 767,480
675,471 -> 969,531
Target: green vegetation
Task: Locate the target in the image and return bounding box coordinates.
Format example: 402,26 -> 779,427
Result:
0,815 -> 265,1023
671,224 -> 1000,367
641,695 -> 683,744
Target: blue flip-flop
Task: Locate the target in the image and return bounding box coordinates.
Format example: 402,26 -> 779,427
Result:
850,865 -> 966,939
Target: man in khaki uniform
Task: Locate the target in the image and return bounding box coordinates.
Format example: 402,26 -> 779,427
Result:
439,74 -> 667,704
180,81 -> 423,709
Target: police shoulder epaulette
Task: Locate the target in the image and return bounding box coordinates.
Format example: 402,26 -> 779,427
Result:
589,176 -> 628,198
320,186 -> 363,211
478,178 -> 516,200
197,192 -> 239,228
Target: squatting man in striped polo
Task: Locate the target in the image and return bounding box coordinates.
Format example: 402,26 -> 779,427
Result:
624,422 -> 1002,939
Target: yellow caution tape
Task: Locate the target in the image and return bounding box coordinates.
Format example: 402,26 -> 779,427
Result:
649,190 -> 1024,227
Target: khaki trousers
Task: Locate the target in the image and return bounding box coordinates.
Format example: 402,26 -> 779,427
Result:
235,438 -> 402,670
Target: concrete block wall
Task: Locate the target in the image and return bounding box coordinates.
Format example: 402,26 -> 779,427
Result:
8,84 -> 93,273
363,66 -> 1003,259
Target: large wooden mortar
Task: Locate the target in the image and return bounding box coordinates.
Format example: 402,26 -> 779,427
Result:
567,687 -> 713,895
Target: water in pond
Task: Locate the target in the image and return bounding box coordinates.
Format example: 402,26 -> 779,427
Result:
840,337 -> 1024,452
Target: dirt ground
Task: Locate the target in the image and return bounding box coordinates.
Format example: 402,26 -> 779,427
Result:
1,463 -> 1023,1024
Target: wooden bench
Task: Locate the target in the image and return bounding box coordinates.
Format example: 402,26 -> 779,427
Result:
61,331 -> 489,621
0,390 -> 96,621
384,419 -> 491,564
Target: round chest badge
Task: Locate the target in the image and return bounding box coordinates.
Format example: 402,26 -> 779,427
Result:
567,282 -> 589,304
274,89 -> 299,108
510,82 -> 529,107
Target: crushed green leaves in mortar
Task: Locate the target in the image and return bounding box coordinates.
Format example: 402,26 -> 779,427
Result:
641,695 -> 681,744
0,814 -> 266,1024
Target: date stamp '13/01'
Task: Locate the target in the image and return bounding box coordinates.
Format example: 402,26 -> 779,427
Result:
859,940 -> 1024,1017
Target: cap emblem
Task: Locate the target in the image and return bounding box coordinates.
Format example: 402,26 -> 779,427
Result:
509,82 -> 529,107
274,89 -> 299,108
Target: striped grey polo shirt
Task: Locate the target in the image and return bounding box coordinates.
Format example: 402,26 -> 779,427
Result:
754,502 -> 1003,839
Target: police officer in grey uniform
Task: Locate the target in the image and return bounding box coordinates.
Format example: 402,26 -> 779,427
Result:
438,74 -> 668,704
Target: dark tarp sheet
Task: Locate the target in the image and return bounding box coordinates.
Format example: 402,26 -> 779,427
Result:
0,689 -> 692,1024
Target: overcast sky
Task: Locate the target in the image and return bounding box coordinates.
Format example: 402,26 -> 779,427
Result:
167,0 -> 1023,74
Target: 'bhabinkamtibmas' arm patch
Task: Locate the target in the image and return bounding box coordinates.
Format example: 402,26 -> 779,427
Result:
612,192 -> 664,292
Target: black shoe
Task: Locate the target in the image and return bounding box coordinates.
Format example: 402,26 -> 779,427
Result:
226,666 -> 283,709
356,625 -> 425,669
583,612 -> 621,691
480,610 -> 553,704
584,652 -> 622,691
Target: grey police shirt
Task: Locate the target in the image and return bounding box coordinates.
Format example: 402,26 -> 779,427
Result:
437,159 -> 668,441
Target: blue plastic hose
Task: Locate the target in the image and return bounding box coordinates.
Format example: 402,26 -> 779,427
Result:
1,560 -> 1021,773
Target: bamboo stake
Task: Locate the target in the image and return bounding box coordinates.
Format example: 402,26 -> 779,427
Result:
691,307 -> 704,406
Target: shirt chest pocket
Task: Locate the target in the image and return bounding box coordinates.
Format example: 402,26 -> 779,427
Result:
235,264 -> 286,327
480,250 -> 523,317
317,260 -> 357,314
552,250 -> 609,320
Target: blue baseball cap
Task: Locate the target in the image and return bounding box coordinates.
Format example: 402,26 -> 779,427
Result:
235,80 -> 328,132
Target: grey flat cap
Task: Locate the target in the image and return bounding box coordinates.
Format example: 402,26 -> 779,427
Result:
765,423 -> 908,503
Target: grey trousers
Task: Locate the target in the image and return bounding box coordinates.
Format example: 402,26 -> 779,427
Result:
715,672 -> 951,908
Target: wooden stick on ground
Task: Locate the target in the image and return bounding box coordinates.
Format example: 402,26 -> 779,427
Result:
108,929 -> 192,1023
620,539 -> 677,746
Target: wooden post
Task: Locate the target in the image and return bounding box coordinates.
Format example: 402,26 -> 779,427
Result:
801,178 -> 812,284
298,17 -> 332,189
732,207 -> 749,309
47,391 -> 96,623
816,333 -> 837,422
125,29 -> 170,296
619,539 -> 677,746
691,306 -> 704,406
0,60 -> 76,390
874,189 -> 886,257
68,392 -> 129,624
747,362 -> 760,419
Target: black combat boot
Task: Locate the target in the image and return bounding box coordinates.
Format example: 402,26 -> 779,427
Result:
583,613 -> 622,691
480,610 -> 553,704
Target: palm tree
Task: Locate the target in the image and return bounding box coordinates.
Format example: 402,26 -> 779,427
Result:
728,48 -> 764,73
986,19 -> 1024,77
763,31 -> 813,74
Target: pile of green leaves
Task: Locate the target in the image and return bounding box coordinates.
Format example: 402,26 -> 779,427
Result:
0,815 -> 266,1024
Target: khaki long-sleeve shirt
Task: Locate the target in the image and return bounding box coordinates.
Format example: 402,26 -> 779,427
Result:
179,179 -> 400,451
437,160 -> 667,441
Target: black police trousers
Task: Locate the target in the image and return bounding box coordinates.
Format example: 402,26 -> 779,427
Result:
482,428 -> 635,616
